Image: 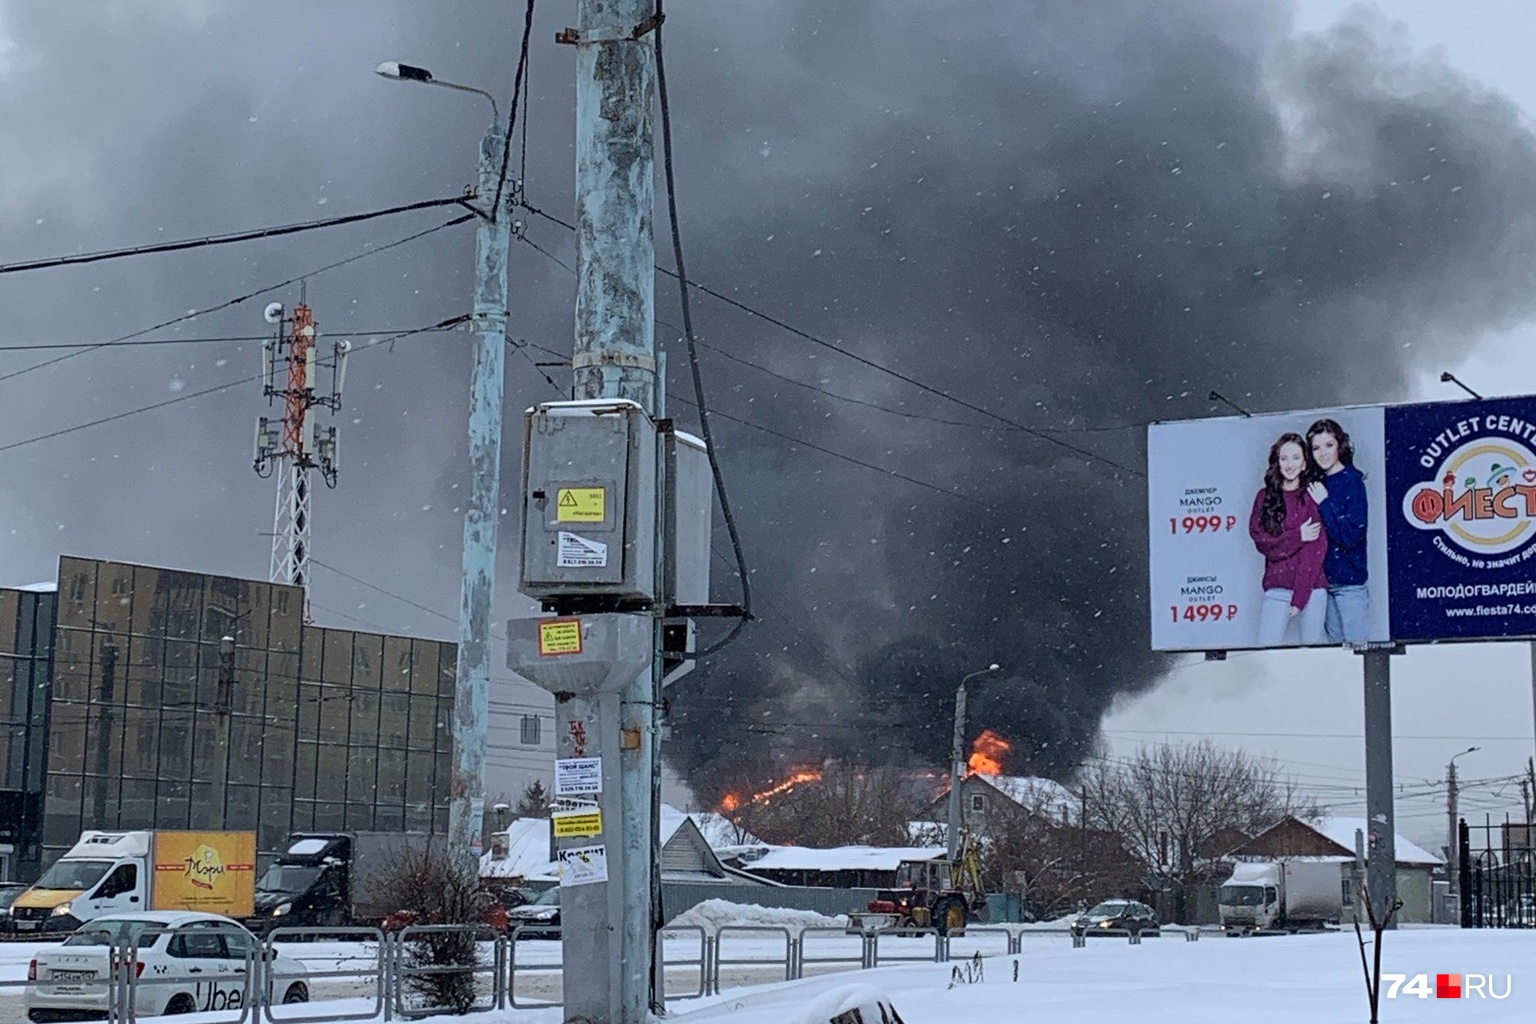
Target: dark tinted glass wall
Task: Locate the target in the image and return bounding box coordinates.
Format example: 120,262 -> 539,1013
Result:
41,557 -> 453,867
0,586 -> 54,881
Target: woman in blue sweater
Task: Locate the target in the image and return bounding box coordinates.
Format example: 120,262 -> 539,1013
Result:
1306,419 -> 1370,645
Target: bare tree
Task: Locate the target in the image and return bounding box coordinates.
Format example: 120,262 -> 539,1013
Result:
970,787 -> 1141,920
738,766 -> 922,847
1082,741 -> 1312,922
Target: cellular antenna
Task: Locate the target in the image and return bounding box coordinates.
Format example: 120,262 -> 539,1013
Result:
253,290 -> 346,591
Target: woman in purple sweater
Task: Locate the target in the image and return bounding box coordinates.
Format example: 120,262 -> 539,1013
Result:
1248,432 -> 1329,645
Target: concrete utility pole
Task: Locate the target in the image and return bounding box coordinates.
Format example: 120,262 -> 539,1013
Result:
946,663 -> 999,863
375,60 -> 512,867
562,4 -> 659,1019
1445,745 -> 1479,892
1362,649 -> 1399,927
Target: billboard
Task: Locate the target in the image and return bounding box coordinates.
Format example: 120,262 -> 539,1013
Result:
151,831 -> 257,918
1385,397 -> 1536,642
1149,395 -> 1536,651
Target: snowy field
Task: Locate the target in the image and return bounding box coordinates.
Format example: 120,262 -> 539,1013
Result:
2,925 -> 1532,1022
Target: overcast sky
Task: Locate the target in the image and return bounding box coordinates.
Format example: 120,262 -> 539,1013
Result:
3,1 -> 1536,854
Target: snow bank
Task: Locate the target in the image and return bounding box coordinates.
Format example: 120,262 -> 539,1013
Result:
792,983 -> 900,1024
669,898 -> 845,931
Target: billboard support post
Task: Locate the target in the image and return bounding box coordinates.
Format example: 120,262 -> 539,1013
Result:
1529,641 -> 1536,776
1362,647 -> 1398,929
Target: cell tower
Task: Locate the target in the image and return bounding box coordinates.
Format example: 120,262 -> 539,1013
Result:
253,289 -> 348,589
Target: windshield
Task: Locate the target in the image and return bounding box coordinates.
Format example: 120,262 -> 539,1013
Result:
1085,902 -> 1129,917
34,859 -> 115,892
258,864 -> 322,894
533,888 -> 559,907
1219,885 -> 1265,907
63,920 -> 165,948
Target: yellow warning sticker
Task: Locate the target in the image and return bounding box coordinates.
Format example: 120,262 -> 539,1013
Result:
538,619 -> 583,657
552,809 -> 603,838
556,487 -> 606,523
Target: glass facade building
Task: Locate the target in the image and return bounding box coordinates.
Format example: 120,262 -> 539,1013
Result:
3,556 -> 454,881
1,585 -> 55,881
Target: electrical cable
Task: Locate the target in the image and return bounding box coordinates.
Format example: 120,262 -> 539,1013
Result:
527,204 -> 1146,474
0,213 -> 472,384
670,391 -> 991,508
0,325 -> 464,353
655,1 -> 752,655
492,0 -> 538,219
0,195 -> 475,276
0,315 -> 467,456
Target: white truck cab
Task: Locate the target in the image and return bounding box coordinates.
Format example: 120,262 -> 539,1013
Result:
9,832 -> 150,934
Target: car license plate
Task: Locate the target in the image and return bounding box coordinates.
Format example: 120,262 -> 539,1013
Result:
51,971 -> 95,982
15,920 -> 38,930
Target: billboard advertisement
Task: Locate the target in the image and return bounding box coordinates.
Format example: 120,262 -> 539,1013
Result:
1385,396 -> 1536,641
151,831 -> 257,918
1150,396 -> 1536,651
1148,407 -> 1391,651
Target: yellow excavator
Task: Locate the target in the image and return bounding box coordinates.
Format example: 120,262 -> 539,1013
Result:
857,832 -> 987,936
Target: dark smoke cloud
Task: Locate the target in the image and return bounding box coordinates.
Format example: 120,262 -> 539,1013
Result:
3,2 -> 1536,802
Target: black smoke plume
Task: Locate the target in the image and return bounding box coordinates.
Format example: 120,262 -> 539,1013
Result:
3,3 -> 1535,805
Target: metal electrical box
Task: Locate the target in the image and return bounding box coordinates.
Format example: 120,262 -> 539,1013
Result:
519,400 -> 657,602
670,430 -> 713,605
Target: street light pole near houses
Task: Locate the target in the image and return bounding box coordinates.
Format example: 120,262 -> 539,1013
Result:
377,61 -> 512,867
947,663 -> 999,863
1446,745 -> 1480,891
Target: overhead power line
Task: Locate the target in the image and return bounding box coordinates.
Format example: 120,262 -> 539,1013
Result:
0,195 -> 474,276
492,0 -> 538,218
655,0 -> 751,656
514,234 -> 989,510
0,316 -> 466,456
523,205 -> 1144,477
0,325 -> 469,353
0,213 -> 472,385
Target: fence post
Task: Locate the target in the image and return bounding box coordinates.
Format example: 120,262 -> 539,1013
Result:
937,932 -> 948,963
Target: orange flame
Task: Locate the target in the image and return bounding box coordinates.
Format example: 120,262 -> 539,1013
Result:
751,769 -> 823,803
720,792 -> 742,813
968,729 -> 1011,776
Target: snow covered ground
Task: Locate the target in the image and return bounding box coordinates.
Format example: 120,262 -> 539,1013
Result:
2,925 -> 1532,1022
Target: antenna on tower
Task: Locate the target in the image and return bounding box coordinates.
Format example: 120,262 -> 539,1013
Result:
253,288 -> 347,593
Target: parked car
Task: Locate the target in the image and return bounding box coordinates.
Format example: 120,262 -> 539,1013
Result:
25,912 -> 309,1022
1071,899 -> 1161,937
0,881 -> 29,934
506,888 -> 560,939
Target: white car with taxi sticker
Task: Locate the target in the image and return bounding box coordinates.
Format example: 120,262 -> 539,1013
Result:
25,911 -> 309,1021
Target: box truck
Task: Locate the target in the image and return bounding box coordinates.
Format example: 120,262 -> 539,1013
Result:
7,830 -> 256,935
1218,860 -> 1344,932
245,832 -> 440,933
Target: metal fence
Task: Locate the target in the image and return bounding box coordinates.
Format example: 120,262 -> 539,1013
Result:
4,918 -> 1182,1020
1458,814 -> 1535,929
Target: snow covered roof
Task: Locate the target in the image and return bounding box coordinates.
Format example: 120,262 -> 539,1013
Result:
975,775 -> 1078,821
688,811 -> 763,849
743,845 -> 946,873
482,805 -> 736,881
13,581 -> 57,593
480,817 -> 559,880
1310,816 -> 1442,866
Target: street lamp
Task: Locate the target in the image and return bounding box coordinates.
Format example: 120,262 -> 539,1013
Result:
1438,371 -> 1483,401
1447,745 -> 1481,893
1438,371 -> 1536,786
947,663 -> 1001,863
377,60 -> 512,868
375,62 -> 500,121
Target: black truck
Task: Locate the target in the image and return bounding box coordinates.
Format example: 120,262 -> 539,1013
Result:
246,832 -> 435,934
